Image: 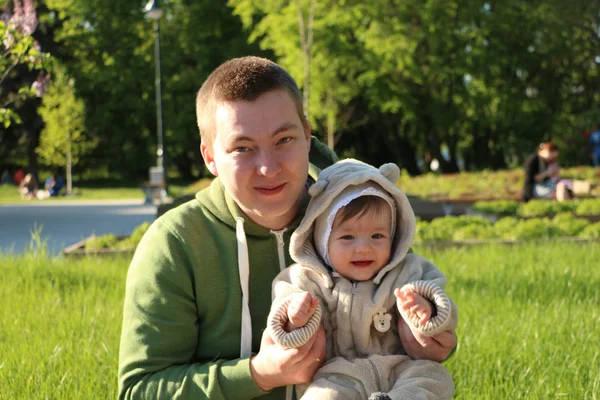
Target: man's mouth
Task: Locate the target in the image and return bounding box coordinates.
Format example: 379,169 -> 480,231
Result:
255,183 -> 286,196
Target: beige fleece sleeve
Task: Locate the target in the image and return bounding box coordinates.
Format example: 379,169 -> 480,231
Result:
268,264 -> 333,349
399,280 -> 458,336
398,255 -> 459,336
267,296 -> 322,348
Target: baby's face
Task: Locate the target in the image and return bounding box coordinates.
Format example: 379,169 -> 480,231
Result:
327,206 -> 392,281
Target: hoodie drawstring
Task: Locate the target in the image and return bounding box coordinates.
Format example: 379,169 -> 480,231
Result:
270,228 -> 288,272
270,228 -> 293,400
235,217 -> 252,358
236,221 -> 293,400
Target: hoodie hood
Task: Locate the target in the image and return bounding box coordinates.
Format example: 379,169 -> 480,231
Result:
290,159 -> 416,287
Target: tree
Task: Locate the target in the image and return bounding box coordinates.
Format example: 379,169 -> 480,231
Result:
36,64 -> 89,194
0,0 -> 48,127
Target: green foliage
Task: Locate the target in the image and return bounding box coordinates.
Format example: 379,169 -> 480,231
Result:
36,64 -> 90,169
416,215 -> 491,242
575,199 -> 600,215
517,200 -> 578,217
83,222 -> 151,251
552,214 -> 590,236
492,217 -> 520,239
397,167 -> 600,199
508,218 -> 565,240
452,224 -> 496,241
415,214 -> 599,242
579,222 -> 600,238
115,222 -> 151,250
0,17 -> 50,127
84,234 -> 119,251
471,200 -> 520,215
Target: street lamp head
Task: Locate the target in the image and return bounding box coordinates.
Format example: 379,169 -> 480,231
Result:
143,0 -> 163,20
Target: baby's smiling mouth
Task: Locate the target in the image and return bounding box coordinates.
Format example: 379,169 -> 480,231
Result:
351,260 -> 374,267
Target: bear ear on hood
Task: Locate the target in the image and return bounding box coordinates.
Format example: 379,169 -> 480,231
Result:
379,163 -> 400,184
309,179 -> 328,197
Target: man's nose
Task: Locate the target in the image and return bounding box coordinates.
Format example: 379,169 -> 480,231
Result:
256,150 -> 282,178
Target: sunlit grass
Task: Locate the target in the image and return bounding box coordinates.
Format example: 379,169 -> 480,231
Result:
0,180 -> 212,203
1,241 -> 598,398
418,242 -> 600,399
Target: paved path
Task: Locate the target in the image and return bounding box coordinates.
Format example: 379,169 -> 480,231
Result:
0,200 -> 156,255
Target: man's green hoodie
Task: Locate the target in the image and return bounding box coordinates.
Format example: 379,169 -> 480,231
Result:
118,138 -> 337,399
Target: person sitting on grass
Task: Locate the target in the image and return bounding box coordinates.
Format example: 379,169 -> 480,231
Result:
38,173 -> 66,199
18,173 -> 38,200
522,141 -> 571,202
267,159 -> 458,400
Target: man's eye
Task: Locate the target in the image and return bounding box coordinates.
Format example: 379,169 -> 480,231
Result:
278,136 -> 293,145
234,147 -> 250,153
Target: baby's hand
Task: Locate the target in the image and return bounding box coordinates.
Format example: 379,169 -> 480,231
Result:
394,288 -> 433,327
287,292 -> 319,331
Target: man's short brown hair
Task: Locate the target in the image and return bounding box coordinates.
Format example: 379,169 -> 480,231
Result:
196,56 -> 308,147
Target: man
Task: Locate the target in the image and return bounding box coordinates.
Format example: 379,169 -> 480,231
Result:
118,56 -> 456,399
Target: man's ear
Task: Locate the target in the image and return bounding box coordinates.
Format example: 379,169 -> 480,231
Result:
200,142 -> 218,177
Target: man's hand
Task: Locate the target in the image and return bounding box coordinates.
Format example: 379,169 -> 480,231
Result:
397,317 -> 456,362
250,324 -> 326,391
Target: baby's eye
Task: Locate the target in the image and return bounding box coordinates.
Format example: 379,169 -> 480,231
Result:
341,235 -> 354,240
372,233 -> 385,239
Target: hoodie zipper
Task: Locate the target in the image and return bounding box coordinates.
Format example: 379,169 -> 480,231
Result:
270,228 -> 288,272
368,358 -> 384,391
349,281 -> 358,355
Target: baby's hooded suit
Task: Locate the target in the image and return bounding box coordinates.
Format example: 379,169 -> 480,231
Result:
268,159 -> 458,400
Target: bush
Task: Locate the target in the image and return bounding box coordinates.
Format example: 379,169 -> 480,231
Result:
517,200 -> 577,217
84,222 -> 152,251
506,218 -> 565,240
575,199 -> 600,215
552,214 -> 590,236
414,214 -> 600,243
579,222 -> 600,238
84,234 -> 119,251
453,224 -> 496,241
418,216 -> 491,242
492,217 -> 520,239
472,200 -> 520,215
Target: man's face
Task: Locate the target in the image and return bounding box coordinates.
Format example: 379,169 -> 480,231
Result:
201,90 -> 311,230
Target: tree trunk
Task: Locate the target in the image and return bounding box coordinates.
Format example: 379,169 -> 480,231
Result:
327,110 -> 335,150
66,141 -> 72,195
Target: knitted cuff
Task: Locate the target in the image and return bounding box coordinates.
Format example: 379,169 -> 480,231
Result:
267,296 -> 322,348
399,281 -> 452,336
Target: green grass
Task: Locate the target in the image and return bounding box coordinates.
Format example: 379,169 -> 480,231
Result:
417,242 -> 600,399
1,242 -> 599,399
0,180 -> 212,203
397,166 -> 600,199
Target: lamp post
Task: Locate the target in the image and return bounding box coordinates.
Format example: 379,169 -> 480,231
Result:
144,0 -> 167,201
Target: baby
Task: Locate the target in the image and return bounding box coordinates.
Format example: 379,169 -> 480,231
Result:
267,159 -> 458,400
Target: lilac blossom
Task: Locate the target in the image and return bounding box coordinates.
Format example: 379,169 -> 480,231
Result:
1,0 -> 38,38
32,71 -> 50,97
